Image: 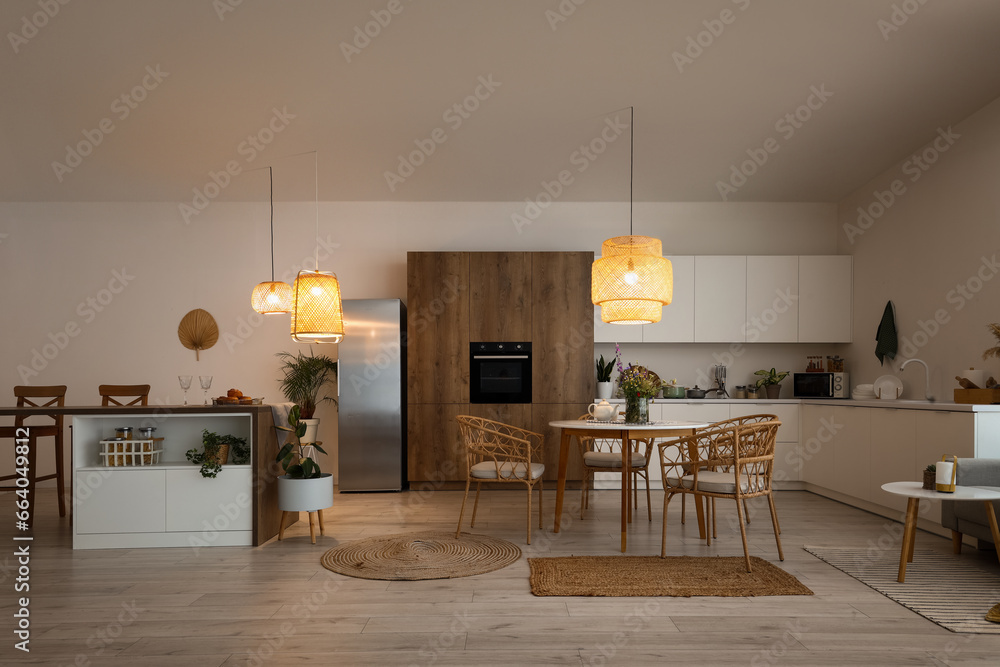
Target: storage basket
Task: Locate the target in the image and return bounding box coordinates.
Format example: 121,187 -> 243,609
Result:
100,439 -> 162,467
203,444 -> 230,466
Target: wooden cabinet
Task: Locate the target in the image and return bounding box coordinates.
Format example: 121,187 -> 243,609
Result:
799,404 -> 838,491
746,256 -> 798,343
869,408 -> 916,512
694,256 -> 747,343
406,252 -> 470,404
407,251 -> 593,483
532,252 -> 594,404
798,255 -> 852,342
470,252 -> 531,341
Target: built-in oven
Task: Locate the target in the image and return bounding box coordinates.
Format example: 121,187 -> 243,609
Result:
469,342 -> 531,404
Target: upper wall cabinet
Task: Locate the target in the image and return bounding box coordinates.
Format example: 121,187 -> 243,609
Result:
798,255 -> 852,343
594,255 -> 852,344
694,256 -> 747,343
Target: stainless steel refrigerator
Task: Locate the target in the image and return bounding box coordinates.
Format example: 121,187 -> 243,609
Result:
337,299 -> 407,491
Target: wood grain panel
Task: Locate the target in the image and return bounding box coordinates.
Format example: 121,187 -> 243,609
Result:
252,408 -> 289,543
531,403 -> 589,482
531,252 -> 595,404
470,252 -> 532,341
468,404 -> 532,431
407,403 -> 468,483
406,252 -> 470,404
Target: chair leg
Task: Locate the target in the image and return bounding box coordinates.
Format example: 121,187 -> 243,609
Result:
952,530 -> 963,554
680,493 -> 686,525
580,473 -> 587,520
537,478 -> 544,530
705,497 -> 713,546
660,492 -> 672,558
526,481 -> 533,545
54,433 -> 66,518
767,493 -> 784,561
643,471 -> 652,522
735,497 -> 752,573
711,498 -> 718,540
742,498 -> 751,525
456,479 -> 472,539
470,483 -> 483,528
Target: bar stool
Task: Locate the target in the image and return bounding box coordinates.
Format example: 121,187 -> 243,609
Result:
1,386 -> 68,519
98,384 -> 151,406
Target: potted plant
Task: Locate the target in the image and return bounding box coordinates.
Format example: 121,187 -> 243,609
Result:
275,348 -> 338,444
754,367 -> 790,399
923,463 -> 936,490
596,354 -> 614,399
275,404 -> 334,517
186,429 -> 250,478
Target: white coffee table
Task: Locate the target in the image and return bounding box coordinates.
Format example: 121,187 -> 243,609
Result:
881,481 -> 1000,582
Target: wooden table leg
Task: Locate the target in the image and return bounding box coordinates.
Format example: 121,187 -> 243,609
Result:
621,430 -> 629,552
278,511 -> 290,541
984,501 -> 1000,568
554,430 -> 571,533
318,509 -> 326,536
308,512 -> 316,544
898,497 -> 919,583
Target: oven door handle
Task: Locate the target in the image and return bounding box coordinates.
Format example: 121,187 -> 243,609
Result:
473,355 -> 529,360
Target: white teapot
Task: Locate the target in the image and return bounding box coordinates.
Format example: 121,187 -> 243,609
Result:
588,399 -> 617,421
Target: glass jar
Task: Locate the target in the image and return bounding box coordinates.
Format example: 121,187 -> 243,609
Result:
733,385 -> 747,399
115,427 -> 133,440
138,426 -> 156,440
746,387 -> 759,400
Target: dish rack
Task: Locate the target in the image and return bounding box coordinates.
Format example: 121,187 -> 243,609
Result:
99,438 -> 163,467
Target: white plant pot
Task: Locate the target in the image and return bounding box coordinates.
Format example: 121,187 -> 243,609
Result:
277,473 -> 334,512
596,381 -> 613,400
301,418 -> 320,444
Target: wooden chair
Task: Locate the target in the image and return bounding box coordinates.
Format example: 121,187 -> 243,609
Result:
576,414 -> 653,522
455,415 -> 545,545
1,386 -> 68,518
99,384 -> 151,406
658,419 -> 783,572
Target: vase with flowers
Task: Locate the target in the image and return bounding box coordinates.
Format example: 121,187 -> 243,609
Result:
614,345 -> 659,423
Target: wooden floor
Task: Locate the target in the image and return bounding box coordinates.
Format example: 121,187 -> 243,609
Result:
3,486 -> 1000,666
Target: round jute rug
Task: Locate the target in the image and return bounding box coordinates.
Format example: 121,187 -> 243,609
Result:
320,531 -> 521,581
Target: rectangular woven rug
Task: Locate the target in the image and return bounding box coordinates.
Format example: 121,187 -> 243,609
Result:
528,555 -> 813,597
805,546 -> 1000,634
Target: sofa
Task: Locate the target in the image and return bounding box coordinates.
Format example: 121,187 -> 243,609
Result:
941,458 -> 1000,552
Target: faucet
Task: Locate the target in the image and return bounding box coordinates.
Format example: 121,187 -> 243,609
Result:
899,358 -> 935,402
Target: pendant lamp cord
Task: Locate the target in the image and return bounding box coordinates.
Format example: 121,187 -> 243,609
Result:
629,106 -> 633,236
314,150 -> 319,269
267,166 -> 275,281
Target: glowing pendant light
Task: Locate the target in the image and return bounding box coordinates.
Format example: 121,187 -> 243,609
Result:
251,166 -> 293,314
290,151 -> 344,343
591,107 -> 672,324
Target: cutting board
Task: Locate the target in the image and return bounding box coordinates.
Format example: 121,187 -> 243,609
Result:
954,388 -> 1000,404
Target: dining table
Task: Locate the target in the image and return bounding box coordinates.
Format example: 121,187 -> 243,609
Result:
549,419 -> 710,552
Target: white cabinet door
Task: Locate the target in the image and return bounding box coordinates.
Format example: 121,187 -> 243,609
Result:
76,470 -> 166,534
694,256 -> 747,342
869,408 -> 916,512
799,404 -> 838,490
729,403 -> 799,481
165,468 -> 254,532
798,256 -> 852,342
660,402 -> 730,425
915,411 -> 974,479
643,256 -> 695,342
830,407 -> 871,501
746,256 -> 798,343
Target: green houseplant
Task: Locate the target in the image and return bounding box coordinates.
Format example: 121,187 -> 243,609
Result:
754,367 -> 790,399
275,405 -> 327,479
186,429 -> 249,478
275,404 -> 334,528
596,354 -> 614,399
276,348 -> 338,444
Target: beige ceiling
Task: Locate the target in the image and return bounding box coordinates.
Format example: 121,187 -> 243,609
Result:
4,0 -> 1000,203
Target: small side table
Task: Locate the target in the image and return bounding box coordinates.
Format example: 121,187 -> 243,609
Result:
881,481 -> 1000,582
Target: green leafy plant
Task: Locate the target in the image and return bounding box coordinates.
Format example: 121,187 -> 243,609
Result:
618,364 -> 660,398
186,429 -> 249,479
596,355 -> 614,382
275,404 -> 327,479
754,367 -> 789,389
275,348 -> 338,419
925,463 -> 936,473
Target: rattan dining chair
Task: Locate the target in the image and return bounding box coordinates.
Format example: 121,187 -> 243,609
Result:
99,384 -> 151,406
658,419 -> 783,572
576,414 -> 653,522
455,415 -> 545,544
1,386 -> 68,518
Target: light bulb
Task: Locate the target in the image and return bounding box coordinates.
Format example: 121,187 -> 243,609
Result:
624,271 -> 638,285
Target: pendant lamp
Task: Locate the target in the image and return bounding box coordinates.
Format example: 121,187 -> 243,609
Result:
250,166 -> 293,314
591,107 -> 672,324
291,151 -> 345,343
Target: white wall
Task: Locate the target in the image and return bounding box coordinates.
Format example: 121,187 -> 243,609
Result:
838,95 -> 1000,400
0,200 -> 838,484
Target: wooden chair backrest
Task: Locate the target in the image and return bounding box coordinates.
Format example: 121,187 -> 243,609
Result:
13,385 -> 67,428
99,384 -> 151,406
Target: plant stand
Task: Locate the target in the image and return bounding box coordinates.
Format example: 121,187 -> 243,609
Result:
277,469 -> 334,544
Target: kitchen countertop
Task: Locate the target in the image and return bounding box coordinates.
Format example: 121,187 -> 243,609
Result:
597,397 -> 1000,412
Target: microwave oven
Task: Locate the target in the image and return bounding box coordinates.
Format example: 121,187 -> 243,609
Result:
792,372 -> 849,399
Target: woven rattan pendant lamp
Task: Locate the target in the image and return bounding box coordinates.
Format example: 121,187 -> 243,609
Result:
251,166 -> 294,314
291,152 -> 344,344
592,107 -> 672,324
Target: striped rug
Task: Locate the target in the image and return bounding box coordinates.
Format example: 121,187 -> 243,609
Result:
805,546 -> 1000,634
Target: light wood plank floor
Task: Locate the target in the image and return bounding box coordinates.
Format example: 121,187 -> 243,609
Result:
3,486 -> 1000,666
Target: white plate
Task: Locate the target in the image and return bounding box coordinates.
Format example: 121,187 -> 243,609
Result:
874,375 -> 903,400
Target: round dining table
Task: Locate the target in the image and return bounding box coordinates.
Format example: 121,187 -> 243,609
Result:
549,419 -> 710,552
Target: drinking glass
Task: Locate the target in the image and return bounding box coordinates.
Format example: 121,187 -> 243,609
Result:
199,375 -> 213,405
178,375 -> 192,405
